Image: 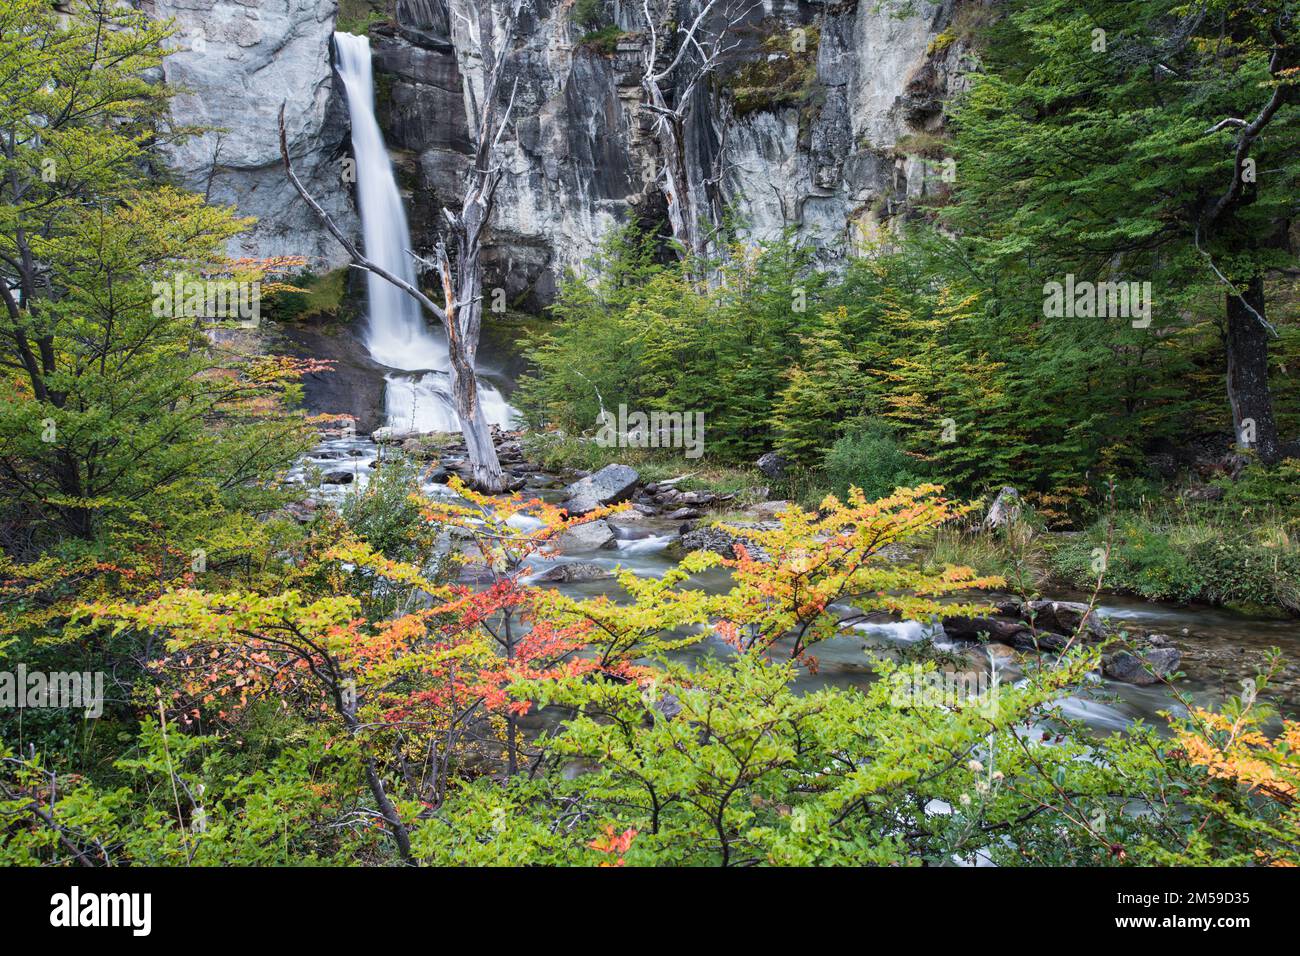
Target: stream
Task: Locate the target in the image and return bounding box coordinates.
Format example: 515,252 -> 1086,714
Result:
285,431 -> 1300,734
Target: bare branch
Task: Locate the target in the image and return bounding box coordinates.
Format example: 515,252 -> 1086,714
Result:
651,0 -> 722,83
1194,223 -> 1276,337
491,76 -> 520,157
1203,117 -> 1247,134
276,103 -> 448,325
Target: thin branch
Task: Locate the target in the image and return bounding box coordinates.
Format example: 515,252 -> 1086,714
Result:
1194,223 -> 1276,336
276,103 -> 448,325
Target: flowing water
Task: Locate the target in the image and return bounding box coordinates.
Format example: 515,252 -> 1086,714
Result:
332,31 -> 515,434
289,433 -> 1300,733
507,519 -> 1300,727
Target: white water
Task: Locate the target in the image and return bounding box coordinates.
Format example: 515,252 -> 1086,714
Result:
333,32 -> 515,433
381,370 -> 516,433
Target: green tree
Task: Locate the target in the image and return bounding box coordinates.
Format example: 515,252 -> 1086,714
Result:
769,308 -> 862,467
0,2 -> 310,542
946,0 -> 1299,462
517,229 -> 833,462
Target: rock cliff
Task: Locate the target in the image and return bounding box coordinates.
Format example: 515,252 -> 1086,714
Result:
144,0 -> 983,303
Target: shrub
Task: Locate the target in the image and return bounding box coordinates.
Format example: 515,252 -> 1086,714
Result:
578,26 -> 625,55
336,0 -> 387,36
1214,458 -> 1300,523
340,456 -> 443,569
572,0 -> 605,30
821,419 -> 923,502
1050,508 -> 1300,613
260,269 -> 350,323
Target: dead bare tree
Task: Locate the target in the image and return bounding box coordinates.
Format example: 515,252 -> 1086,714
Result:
279,0 -> 524,492
637,0 -> 752,264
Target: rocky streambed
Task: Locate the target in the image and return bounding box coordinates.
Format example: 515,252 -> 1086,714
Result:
282,424 -> 1300,730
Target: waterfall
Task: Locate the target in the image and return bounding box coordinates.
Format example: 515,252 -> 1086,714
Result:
333,32 -> 514,433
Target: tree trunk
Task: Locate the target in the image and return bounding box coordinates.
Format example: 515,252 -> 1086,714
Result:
448,359 -> 504,491
645,77 -> 715,264
55,451 -> 93,539
638,0 -> 730,268
437,221 -> 506,493
1225,276 -> 1279,464
645,79 -> 694,258
341,696 -> 413,863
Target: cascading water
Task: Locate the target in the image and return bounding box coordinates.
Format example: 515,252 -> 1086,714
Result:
333,32 -> 514,433
333,32 -> 445,372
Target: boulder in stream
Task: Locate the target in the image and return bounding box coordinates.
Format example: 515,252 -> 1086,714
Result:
942,615 -> 1037,649
561,464 -> 640,515
371,426 -> 420,444
555,519 -> 616,552
995,599 -> 1109,641
667,523 -> 772,562
1103,647 -> 1182,686
607,509 -> 649,526
533,562 -> 616,584
402,433 -> 462,459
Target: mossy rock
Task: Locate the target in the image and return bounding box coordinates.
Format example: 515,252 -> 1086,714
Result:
725,24 -> 821,117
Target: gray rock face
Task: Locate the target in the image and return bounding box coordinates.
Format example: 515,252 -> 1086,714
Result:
725,0 -> 967,260
371,0 -> 971,303
152,0 -> 359,270
561,464 -> 640,515
151,0 -> 971,304
1103,648 -> 1182,686
281,324 -> 387,432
